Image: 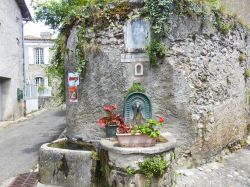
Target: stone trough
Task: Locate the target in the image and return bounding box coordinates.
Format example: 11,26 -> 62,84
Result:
39,138 -> 97,187
100,132 -> 176,187
38,132 -> 176,187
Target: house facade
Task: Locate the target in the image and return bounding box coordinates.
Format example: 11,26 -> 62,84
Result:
0,0 -> 31,120
24,33 -> 54,111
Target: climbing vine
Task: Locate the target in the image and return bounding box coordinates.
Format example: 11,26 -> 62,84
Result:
142,0 -> 174,35
75,27 -> 88,75
142,0 -> 225,66
142,0 -> 221,36
35,0 -> 239,100
34,0 -> 137,101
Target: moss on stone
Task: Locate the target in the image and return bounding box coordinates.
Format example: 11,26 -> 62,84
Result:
48,140 -> 95,151
125,82 -> 145,97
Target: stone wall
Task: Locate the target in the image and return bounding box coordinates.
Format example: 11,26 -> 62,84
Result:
221,0 -> 250,28
65,6 -> 250,160
0,0 -> 24,120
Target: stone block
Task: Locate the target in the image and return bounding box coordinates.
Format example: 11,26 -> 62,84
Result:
121,53 -> 149,63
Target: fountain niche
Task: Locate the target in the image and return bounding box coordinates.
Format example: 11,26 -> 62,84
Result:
124,92 -> 152,125
39,92 -> 176,187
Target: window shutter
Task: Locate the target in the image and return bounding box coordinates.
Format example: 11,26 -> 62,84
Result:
44,78 -> 49,86
28,47 -> 34,64
44,47 -> 49,64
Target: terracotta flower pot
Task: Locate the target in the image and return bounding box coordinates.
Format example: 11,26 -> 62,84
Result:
116,133 -> 156,147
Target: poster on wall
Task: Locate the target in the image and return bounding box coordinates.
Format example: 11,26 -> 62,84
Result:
68,72 -> 79,103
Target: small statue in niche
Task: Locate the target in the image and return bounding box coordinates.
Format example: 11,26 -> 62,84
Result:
132,101 -> 146,125
135,63 -> 143,76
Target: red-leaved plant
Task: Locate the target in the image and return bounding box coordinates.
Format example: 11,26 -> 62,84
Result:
98,104 -> 124,128
117,123 -> 132,134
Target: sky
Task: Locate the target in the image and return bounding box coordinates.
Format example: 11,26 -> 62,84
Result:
24,0 -> 54,37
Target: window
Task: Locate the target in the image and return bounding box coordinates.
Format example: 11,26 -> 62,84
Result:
35,48 -> 44,64
35,77 -> 44,85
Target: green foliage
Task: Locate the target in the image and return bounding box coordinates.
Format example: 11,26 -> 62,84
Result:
126,167 -> 137,175
38,84 -> 46,93
213,9 -> 235,36
220,23 -> 233,35
175,0 -> 204,16
142,0 -> 221,35
35,0 -> 238,100
132,119 -> 164,138
174,0 -> 220,18
34,0 -> 71,30
138,155 -> 168,180
243,69 -> 250,80
146,40 -> 167,67
34,0 -> 135,101
142,0 -> 237,39
126,82 -> 145,96
142,0 -> 174,35
124,156 -> 169,186
247,123 -> 250,135
240,139 -> 248,148
34,0 -> 114,30
46,35 -> 67,101
76,27 -> 88,76
91,151 -> 100,161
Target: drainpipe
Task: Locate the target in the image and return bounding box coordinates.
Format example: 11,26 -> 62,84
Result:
22,21 -> 28,117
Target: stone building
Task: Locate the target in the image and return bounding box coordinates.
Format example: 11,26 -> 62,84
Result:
0,0 -> 31,121
64,1 -> 250,161
24,33 -> 54,111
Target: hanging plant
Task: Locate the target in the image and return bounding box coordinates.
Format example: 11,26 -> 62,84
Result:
146,40 -> 168,67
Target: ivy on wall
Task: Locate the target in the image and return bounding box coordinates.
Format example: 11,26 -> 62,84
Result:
142,0 -> 174,35
34,0 -> 132,101
34,0 -> 239,100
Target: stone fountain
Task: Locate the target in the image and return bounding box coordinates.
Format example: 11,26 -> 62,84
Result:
38,3 -> 176,186
99,92 -> 176,187
38,92 -> 176,187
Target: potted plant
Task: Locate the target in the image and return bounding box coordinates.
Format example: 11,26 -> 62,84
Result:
98,104 -> 124,138
116,117 -> 165,147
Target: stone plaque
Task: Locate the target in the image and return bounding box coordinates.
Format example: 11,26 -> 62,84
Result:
124,92 -> 152,125
124,18 -> 150,52
121,53 -> 149,63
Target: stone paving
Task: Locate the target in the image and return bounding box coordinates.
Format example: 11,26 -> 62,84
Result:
176,148 -> 250,187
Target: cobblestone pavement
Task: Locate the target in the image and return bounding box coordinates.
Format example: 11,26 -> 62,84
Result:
176,148 -> 250,187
